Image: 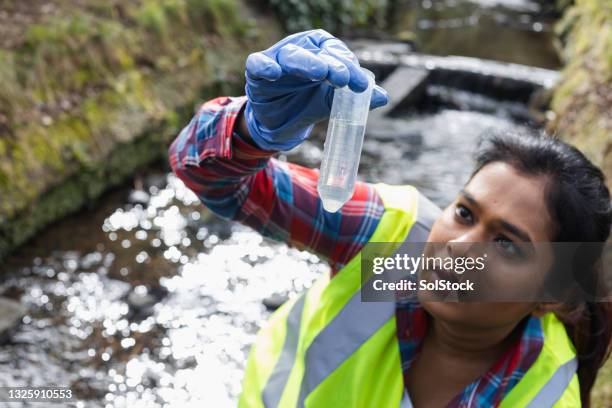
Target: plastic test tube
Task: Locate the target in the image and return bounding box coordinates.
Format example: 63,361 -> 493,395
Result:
318,68 -> 375,212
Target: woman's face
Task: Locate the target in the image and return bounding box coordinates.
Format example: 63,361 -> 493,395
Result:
420,161 -> 557,329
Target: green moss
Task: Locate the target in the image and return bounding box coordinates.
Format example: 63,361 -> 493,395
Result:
0,0 -> 282,260
593,357 -> 612,407
136,0 -> 170,43
198,0 -> 248,37
0,50 -> 24,125
551,2 -> 612,402
549,0 -> 612,191
16,13 -> 132,103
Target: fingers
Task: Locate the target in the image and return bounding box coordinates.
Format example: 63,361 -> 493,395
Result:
369,85 -> 389,110
321,38 -> 368,92
276,44 -> 351,88
283,28 -> 335,47
276,44 -> 328,81
318,53 -> 350,88
249,30 -> 372,98
246,52 -> 282,81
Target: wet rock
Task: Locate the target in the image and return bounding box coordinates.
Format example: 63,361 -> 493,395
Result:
366,65 -> 428,141
369,66 -> 429,120
262,293 -> 289,311
204,217 -> 233,241
144,174 -> 168,190
0,297 -> 27,343
127,189 -> 150,206
355,44 -> 560,101
175,355 -> 197,370
70,376 -> 108,400
127,285 -> 156,309
125,285 -> 168,319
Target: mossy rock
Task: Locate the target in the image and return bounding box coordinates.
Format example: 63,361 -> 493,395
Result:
551,2 -> 612,404
0,0 -> 282,260
549,0 -> 612,191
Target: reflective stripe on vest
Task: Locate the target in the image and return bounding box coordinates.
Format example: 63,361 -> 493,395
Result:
525,357 -> 578,408
400,390 -> 414,408
500,312 -> 580,408
255,188 -> 439,407
262,295 -> 306,407
398,357 -> 577,408
396,357 -> 577,408
295,194 -> 437,407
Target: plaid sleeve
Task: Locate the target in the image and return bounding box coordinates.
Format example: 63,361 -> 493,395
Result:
168,96 -> 385,273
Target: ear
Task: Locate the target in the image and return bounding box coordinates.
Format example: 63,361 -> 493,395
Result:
532,302 -> 563,317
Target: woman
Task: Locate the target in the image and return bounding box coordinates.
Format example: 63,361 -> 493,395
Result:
169,30 -> 611,407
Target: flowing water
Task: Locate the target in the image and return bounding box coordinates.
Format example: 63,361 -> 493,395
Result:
0,1 -> 559,406
389,0 -> 561,69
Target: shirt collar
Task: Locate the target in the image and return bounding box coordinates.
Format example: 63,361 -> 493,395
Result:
395,301 -> 544,407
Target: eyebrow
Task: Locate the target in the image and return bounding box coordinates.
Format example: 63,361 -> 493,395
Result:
459,189 -> 533,243
459,189 -> 480,209
499,221 -> 532,243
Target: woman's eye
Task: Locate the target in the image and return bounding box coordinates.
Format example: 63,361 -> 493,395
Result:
454,204 -> 473,223
494,236 -> 524,259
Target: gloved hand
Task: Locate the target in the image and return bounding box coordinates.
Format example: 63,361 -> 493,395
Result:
244,29 -> 389,151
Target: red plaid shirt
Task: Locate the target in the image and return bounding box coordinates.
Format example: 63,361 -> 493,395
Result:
169,96 -> 544,407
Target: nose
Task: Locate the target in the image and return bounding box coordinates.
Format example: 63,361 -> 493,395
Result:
446,239 -> 470,258
446,228 -> 485,258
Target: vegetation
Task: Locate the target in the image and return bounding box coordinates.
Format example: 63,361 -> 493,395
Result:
265,0 -> 396,34
0,0 -> 281,258
549,0 -> 612,191
593,353 -> 612,407
550,3 -> 612,405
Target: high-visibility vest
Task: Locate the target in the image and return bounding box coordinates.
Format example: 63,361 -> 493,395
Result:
239,184 -> 580,408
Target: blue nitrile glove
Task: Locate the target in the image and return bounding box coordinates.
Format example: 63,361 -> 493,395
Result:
244,29 -> 389,151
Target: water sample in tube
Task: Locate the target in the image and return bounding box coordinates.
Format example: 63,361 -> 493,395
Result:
318,68 -> 375,212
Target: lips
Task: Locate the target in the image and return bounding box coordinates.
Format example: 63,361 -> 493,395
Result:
430,264 -> 460,284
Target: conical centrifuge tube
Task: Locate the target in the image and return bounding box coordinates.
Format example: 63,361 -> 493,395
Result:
318,68 -> 375,212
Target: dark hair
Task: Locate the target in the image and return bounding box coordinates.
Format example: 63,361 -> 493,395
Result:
472,131 -> 612,408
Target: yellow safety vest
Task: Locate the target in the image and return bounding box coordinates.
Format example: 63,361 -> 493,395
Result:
239,184 -> 580,408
